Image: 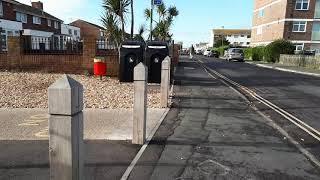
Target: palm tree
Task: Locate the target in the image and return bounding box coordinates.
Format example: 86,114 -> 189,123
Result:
134,25 -> 146,42
102,0 -> 130,40
144,3 -> 179,41
101,12 -> 122,48
130,0 -> 134,39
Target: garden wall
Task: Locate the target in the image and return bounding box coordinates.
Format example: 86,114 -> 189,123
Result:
279,54 -> 320,69
0,37 -> 119,76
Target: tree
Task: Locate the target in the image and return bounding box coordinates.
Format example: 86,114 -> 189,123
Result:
102,0 -> 130,40
144,3 -> 179,41
214,37 -> 230,48
133,25 -> 146,42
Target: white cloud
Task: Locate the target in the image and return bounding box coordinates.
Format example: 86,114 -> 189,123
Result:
17,0 -> 91,23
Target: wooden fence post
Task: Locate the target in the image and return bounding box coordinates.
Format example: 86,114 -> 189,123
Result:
48,75 -> 84,180
133,63 -> 148,145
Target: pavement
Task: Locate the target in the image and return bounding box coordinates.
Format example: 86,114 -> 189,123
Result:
246,61 -> 320,77
0,108 -> 167,180
0,108 -> 167,140
127,57 -> 320,180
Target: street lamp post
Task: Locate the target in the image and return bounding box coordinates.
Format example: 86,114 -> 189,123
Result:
150,0 -> 154,41
221,26 -> 225,47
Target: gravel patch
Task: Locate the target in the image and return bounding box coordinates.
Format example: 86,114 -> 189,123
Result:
0,71 -> 161,109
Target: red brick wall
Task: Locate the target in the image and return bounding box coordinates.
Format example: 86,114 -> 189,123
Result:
0,37 -> 119,76
70,21 -> 102,39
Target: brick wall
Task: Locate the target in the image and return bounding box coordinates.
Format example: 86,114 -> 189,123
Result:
0,37 -> 119,76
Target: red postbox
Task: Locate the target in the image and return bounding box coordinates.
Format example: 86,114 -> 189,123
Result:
94,57 -> 107,79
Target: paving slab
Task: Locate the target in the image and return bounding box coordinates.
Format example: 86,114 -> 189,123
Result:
0,108 -> 167,140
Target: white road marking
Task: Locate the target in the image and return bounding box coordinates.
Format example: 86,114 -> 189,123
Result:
121,108 -> 170,180
198,59 -> 320,167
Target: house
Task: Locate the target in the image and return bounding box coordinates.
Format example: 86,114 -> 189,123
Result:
210,29 -> 251,48
69,19 -> 105,39
0,0 -> 80,51
195,42 -> 210,51
251,0 -> 320,53
61,24 -> 81,41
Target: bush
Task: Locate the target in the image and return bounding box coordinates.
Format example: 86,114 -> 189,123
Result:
213,46 -> 229,57
264,39 -> 295,63
244,48 -> 253,60
252,46 -> 265,61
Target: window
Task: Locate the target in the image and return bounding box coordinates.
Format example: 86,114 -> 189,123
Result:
68,29 -> 72,35
292,21 -> 307,32
47,19 -> 51,27
234,35 -> 239,38
74,30 -> 78,36
33,16 -> 41,24
294,43 -> 304,51
258,9 -> 264,17
295,0 -> 309,10
16,12 -> 27,23
241,35 -> 245,37
54,21 -> 59,29
1,29 -> 6,51
0,1 -> 3,17
247,34 -> 251,38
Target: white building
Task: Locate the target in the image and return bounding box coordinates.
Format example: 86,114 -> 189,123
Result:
61,24 -> 81,41
210,29 -> 251,47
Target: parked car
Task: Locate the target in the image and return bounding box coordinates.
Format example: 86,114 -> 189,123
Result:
209,50 -> 220,58
203,49 -> 211,56
195,49 -> 203,55
226,48 -> 245,62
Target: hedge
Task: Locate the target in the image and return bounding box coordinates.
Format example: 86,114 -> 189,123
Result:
264,39 -> 295,63
244,46 -> 265,61
213,46 -> 229,57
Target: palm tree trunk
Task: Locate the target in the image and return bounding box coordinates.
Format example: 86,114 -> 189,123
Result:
121,15 -> 125,40
131,0 -> 134,39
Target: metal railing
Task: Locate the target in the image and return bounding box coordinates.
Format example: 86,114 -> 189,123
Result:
96,39 -> 117,56
22,36 -> 83,55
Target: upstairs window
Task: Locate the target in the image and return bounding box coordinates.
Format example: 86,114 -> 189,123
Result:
74,30 -> 78,36
292,21 -> 307,32
54,21 -> 59,29
33,16 -> 41,24
295,0 -> 309,10
16,12 -> 27,23
68,29 -> 72,35
258,9 -> 264,17
47,19 -> 51,27
0,1 -> 3,17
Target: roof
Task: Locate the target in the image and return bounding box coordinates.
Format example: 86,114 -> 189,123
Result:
70,20 -> 105,30
8,0 -> 62,22
213,29 -> 251,35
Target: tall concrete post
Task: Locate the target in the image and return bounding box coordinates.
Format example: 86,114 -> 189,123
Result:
133,63 -> 148,145
161,57 -> 170,108
48,75 -> 84,180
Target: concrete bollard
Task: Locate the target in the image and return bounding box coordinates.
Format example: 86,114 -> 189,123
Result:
161,57 -> 170,108
133,63 -> 148,145
48,75 -> 84,180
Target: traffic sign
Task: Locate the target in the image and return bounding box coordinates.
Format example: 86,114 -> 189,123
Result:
153,0 -> 162,6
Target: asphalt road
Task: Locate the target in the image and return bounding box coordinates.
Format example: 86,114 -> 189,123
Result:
198,55 -> 320,160
128,57 -> 320,180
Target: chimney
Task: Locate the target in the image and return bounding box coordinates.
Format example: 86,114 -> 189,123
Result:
31,1 -> 43,10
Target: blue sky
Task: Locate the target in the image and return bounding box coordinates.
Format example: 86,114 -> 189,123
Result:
20,0 -> 254,47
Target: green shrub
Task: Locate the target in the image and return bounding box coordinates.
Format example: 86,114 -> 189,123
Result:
252,46 -> 265,61
244,48 -> 253,60
264,39 -> 295,63
213,46 -> 229,57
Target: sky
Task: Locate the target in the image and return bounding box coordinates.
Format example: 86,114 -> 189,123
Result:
19,0 -> 254,47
